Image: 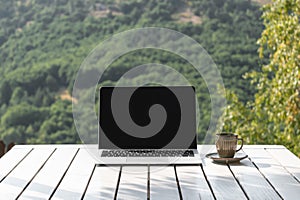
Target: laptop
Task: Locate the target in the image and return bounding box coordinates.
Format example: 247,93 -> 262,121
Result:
98,86 -> 201,165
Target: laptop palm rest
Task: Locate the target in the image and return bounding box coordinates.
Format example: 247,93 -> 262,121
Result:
126,157 -> 170,163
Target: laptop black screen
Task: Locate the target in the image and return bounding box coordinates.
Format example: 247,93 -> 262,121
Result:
99,86 -> 197,149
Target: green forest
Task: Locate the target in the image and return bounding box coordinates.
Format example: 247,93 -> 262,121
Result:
0,0 -> 299,156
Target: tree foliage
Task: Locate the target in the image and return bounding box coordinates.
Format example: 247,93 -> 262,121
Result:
223,0 -> 300,156
0,0 -> 264,145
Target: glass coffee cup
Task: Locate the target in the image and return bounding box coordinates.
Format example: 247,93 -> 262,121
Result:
216,133 -> 243,158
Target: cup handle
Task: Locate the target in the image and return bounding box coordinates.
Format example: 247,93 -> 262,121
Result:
236,138 -> 243,152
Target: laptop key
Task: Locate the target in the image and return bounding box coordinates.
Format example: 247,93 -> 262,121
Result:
102,150 -> 194,157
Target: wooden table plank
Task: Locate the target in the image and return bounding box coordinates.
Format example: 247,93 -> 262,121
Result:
202,158 -> 247,200
229,156 -> 281,200
243,148 -> 300,199
50,148 -> 96,200
242,145 -> 285,149
13,144 -> 90,149
266,148 -> 300,182
0,147 -> 55,199
150,166 -> 180,200
197,145 -> 285,151
0,145 -> 298,199
117,166 -> 148,200
0,147 -> 32,182
18,147 -> 79,200
83,166 -> 120,200
176,165 -> 214,199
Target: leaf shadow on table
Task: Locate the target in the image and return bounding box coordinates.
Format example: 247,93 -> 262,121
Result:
2,176 -> 82,199
117,178 -> 147,199
230,160 -> 272,168
84,189 -> 114,200
203,158 -> 272,169
149,177 -> 180,199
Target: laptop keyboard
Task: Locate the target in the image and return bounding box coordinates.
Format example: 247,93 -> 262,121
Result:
101,150 -> 194,157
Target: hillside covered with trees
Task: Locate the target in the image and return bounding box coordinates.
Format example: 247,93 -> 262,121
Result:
0,0 -> 265,144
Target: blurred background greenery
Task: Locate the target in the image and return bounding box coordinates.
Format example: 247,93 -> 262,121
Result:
0,0 -> 298,156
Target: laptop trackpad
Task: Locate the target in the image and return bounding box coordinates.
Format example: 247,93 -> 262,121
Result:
126,157 -> 170,163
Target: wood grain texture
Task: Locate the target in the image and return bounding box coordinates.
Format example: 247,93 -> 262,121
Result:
150,166 -> 180,200
229,156 -> 281,200
84,166 -> 120,200
202,158 -> 247,200
266,148 -> 300,182
117,166 -> 148,200
18,148 -> 79,200
51,148 -> 96,200
0,147 -> 32,182
244,148 -> 300,199
176,165 -> 214,200
0,145 -> 298,199
0,147 -> 55,199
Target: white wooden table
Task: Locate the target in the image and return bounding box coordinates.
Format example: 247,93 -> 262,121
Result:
0,145 -> 299,200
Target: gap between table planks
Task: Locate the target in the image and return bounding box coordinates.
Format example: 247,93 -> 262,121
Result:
243,148 -> 300,199
0,145 -> 299,200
